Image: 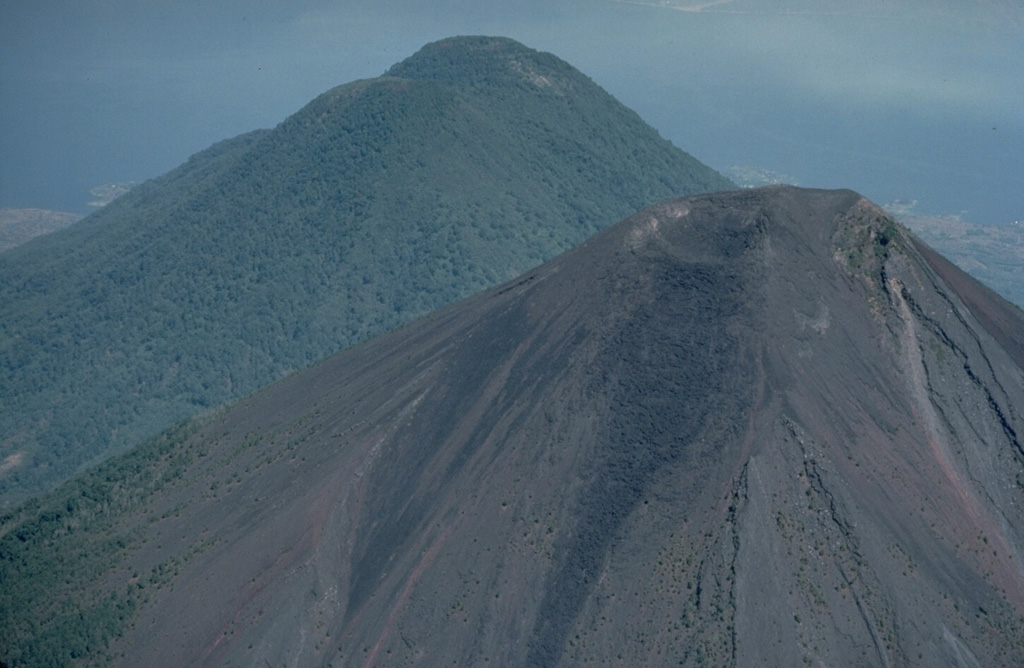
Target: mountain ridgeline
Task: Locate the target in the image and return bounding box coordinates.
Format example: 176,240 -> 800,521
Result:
2,187 -> 1023,667
0,36 -> 733,504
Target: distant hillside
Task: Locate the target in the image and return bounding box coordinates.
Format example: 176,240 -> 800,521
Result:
0,209 -> 81,252
894,211 -> 1024,310
0,36 -> 733,505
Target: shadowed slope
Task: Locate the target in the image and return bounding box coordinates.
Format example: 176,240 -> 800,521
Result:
3,186 -> 1023,667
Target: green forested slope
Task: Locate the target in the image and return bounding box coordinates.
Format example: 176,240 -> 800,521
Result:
0,36 -> 733,504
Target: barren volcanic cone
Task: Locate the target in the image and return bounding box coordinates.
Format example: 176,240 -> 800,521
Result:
4,186 -> 1024,667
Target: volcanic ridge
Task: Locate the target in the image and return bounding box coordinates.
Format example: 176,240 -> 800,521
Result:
3,186 -> 1023,667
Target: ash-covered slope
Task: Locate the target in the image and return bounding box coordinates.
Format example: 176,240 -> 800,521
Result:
0,35 -> 733,505
4,186 -> 1024,667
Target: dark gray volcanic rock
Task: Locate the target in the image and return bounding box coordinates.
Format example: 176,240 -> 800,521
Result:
7,186 -> 1024,667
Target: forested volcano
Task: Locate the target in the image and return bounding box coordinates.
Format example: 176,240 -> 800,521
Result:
0,36 -> 732,504
3,186 -> 1023,667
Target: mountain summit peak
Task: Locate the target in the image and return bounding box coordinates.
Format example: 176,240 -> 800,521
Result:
386,35 -> 580,91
